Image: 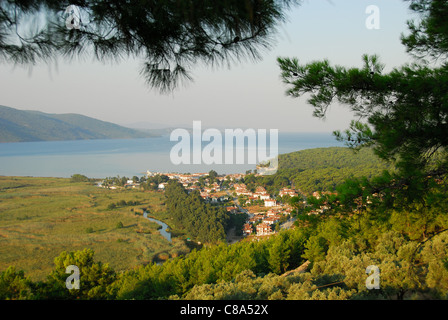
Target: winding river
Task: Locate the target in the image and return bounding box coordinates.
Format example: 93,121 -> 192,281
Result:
143,211 -> 172,243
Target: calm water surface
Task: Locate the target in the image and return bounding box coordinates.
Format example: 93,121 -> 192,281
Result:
0,132 -> 344,178
143,212 -> 171,243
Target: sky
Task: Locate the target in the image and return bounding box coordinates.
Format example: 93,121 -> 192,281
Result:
0,0 -> 415,133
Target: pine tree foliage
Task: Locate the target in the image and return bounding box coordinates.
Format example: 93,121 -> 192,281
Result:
278,0 -> 448,206
164,180 -> 229,244
0,0 -> 299,92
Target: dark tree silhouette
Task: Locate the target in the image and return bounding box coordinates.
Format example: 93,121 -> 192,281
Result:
0,0 -> 299,92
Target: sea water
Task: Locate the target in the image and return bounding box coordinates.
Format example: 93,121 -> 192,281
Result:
0,132 -> 344,178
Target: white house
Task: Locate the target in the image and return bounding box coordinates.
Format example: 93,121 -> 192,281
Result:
264,199 -> 277,207
158,183 -> 167,190
279,188 -> 298,197
263,215 -> 280,225
256,223 -> 273,236
258,194 -> 271,200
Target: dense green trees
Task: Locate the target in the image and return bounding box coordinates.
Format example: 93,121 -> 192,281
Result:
0,227 -> 309,299
40,248 -> 116,299
0,266 -> 32,300
107,199 -> 141,210
164,180 -> 229,244
0,249 -> 116,300
109,227 -> 309,299
251,147 -> 392,194
182,227 -> 448,299
70,174 -> 90,183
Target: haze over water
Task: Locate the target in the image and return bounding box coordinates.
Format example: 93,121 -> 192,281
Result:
0,132 -> 344,178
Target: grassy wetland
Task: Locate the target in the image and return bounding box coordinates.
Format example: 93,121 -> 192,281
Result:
0,176 -> 189,281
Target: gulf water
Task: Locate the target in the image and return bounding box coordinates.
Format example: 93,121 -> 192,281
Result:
0,132 -> 344,178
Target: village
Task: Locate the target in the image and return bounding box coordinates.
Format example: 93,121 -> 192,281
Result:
149,171 -> 295,239
147,170 -> 334,240
98,170 -> 333,241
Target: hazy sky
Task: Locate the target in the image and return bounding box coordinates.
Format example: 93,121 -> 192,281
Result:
0,0 -> 414,133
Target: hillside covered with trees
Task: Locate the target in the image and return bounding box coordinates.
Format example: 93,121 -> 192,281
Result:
0,105 -> 155,143
253,147 -> 393,195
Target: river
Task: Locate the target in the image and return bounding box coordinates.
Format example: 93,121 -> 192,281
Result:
143,211 -> 172,243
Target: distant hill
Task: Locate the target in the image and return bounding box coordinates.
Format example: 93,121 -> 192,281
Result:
0,105 -> 158,143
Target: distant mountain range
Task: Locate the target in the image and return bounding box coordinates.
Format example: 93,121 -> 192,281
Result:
0,105 -> 159,143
